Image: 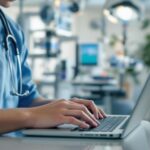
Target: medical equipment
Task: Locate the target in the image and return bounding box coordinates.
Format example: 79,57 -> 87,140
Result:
0,9 -> 29,97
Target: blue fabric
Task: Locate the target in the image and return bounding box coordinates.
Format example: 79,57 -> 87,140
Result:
0,12 -> 40,109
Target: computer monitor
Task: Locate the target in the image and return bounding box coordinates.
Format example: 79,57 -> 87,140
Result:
79,43 -> 99,66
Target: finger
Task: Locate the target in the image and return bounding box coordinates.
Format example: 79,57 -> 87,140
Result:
64,117 -> 90,129
64,110 -> 98,127
98,107 -> 107,118
66,101 -> 99,124
72,98 -> 99,119
73,98 -> 107,119
98,111 -> 104,119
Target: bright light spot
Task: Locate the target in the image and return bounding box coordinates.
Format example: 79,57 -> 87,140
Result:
103,9 -> 118,24
103,9 -> 110,16
115,6 -> 138,21
54,0 -> 61,8
107,15 -> 118,24
30,17 -> 45,30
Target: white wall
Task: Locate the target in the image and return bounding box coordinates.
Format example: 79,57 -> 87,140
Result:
73,6 -> 101,43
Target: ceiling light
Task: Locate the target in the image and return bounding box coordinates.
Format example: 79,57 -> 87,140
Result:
105,1 -> 140,23
113,5 -> 139,21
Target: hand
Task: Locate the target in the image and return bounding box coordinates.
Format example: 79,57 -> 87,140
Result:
71,98 -> 106,119
28,99 -> 106,129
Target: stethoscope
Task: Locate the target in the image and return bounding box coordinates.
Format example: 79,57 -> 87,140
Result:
0,9 -> 29,97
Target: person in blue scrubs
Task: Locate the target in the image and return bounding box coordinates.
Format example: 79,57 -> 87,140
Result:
0,0 -> 106,134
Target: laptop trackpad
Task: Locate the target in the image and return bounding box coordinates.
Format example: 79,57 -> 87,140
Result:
57,124 -> 78,130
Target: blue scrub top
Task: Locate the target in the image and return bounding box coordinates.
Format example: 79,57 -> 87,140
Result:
0,12 -> 40,109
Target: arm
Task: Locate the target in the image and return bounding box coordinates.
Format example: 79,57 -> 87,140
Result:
0,108 -> 31,134
0,99 -> 106,135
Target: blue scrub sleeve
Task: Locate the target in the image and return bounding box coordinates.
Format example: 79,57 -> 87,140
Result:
18,30 -> 40,107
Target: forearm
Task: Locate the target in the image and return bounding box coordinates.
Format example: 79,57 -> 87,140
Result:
0,99 -> 105,134
0,98 -> 54,134
0,108 -> 31,134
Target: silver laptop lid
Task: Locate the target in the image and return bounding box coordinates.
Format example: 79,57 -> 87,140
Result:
122,74 -> 150,138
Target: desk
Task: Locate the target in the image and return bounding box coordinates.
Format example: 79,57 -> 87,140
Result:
71,79 -> 124,113
71,78 -> 117,86
0,121 -> 150,150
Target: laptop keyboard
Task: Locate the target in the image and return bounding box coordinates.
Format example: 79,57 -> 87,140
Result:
72,116 -> 127,132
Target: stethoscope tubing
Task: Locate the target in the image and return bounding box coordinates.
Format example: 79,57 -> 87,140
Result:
0,8 -> 29,97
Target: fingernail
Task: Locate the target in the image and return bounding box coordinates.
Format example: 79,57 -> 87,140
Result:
95,114 -> 99,120
96,120 -> 100,125
99,114 -> 104,119
85,124 -> 90,128
104,114 -> 107,118
93,122 -> 98,127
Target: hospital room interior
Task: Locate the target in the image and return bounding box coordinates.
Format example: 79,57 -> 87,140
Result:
5,0 -> 150,115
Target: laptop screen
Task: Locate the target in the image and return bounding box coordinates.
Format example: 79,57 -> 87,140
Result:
122,73 -> 150,138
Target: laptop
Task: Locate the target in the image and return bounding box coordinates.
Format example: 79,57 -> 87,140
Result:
22,74 -> 150,139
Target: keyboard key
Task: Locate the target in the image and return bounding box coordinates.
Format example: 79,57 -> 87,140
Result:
73,116 -> 127,132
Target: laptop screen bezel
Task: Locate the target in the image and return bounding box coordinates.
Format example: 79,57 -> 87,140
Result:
122,73 -> 150,138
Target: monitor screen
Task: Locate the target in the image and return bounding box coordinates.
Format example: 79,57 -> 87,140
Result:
79,44 -> 99,66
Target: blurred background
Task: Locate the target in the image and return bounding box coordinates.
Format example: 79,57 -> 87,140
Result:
4,0 -> 150,114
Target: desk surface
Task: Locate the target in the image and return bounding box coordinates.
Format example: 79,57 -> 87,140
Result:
72,79 -> 117,86
0,121 -> 150,150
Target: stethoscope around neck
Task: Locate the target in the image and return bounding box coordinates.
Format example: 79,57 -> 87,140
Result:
0,9 -> 29,97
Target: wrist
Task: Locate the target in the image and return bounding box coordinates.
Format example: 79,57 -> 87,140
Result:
19,108 -> 35,128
